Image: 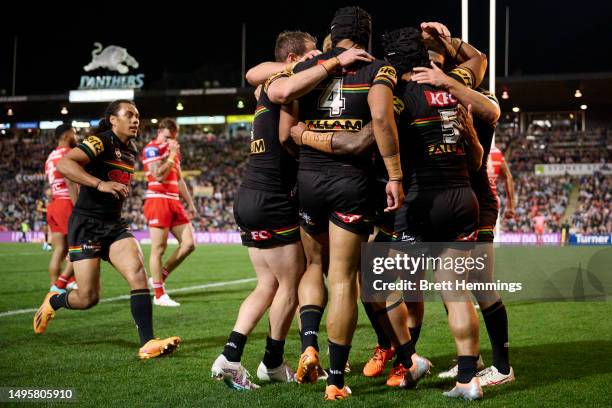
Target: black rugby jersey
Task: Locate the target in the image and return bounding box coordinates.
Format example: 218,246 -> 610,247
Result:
240,86 -> 297,193
293,47 -> 397,171
73,130 -> 137,219
396,80 -> 470,191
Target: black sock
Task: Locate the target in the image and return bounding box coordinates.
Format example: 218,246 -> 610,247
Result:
393,340 -> 415,368
262,336 -> 285,369
49,292 -> 71,310
328,341 -> 351,389
457,355 -> 479,383
222,331 -> 247,363
409,325 -> 422,347
362,300 -> 391,349
300,305 -> 323,352
482,300 -> 510,374
130,289 -> 154,346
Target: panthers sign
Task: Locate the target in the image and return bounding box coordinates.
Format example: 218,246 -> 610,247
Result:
79,42 -> 145,90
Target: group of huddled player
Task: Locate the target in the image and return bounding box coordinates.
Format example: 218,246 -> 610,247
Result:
211,6 -> 516,401
31,5 -> 518,402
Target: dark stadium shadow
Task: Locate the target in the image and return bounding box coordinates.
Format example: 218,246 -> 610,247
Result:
424,340 -> 612,392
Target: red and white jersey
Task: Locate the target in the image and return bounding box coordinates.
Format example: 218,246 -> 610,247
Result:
142,139 -> 180,200
45,147 -> 71,200
533,215 -> 546,229
487,146 -> 505,196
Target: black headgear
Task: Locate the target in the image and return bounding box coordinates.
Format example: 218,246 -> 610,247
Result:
330,6 -> 372,48
381,27 -> 430,76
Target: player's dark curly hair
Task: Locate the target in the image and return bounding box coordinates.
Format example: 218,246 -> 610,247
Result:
96,99 -> 137,132
330,6 -> 372,48
381,27 -> 430,75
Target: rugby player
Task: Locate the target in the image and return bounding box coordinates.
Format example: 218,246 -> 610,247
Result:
142,118 -> 197,307
45,124 -> 78,292
211,31 -> 317,391
280,6 -> 403,400
33,100 -> 180,360
411,60 -> 516,386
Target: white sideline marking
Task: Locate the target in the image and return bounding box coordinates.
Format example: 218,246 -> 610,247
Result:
0,278 -> 256,318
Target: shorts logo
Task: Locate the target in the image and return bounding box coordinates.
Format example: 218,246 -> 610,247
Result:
335,212 -> 363,224
250,139 -> 266,154
82,241 -> 102,252
305,119 -> 362,131
83,136 -> 104,156
251,230 -> 272,241
424,90 -> 457,107
299,211 -> 314,225
400,232 -> 417,242
149,219 -> 159,225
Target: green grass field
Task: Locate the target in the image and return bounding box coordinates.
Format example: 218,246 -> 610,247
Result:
1,243 -> 611,407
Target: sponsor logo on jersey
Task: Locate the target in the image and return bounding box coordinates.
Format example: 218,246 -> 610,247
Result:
427,143 -> 466,155
108,169 -> 132,185
305,119 -> 362,131
424,90 -> 458,107
250,139 -> 266,154
145,147 -> 159,158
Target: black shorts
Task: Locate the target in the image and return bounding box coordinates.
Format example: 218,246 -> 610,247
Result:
68,213 -> 133,262
373,181 -> 397,242
394,187 -> 479,242
234,186 -> 300,249
297,168 -> 375,236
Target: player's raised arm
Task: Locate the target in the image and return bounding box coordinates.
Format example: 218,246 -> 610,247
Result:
267,47 -> 375,105
411,62 -> 500,124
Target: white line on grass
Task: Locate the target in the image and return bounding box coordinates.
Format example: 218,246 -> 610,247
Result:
0,277 -> 257,318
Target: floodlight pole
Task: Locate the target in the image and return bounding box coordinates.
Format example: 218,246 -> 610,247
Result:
462,0 -> 469,42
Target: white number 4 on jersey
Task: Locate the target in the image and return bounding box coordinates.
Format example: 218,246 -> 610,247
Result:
318,78 -> 346,117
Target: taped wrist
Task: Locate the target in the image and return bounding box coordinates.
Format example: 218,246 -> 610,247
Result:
321,57 -> 340,74
383,153 -> 403,181
301,131 -> 334,153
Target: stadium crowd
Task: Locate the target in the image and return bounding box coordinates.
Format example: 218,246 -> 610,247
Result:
1,126 -> 610,235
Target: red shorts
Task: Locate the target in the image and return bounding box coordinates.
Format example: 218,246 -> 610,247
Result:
144,198 -> 190,229
47,199 -> 73,235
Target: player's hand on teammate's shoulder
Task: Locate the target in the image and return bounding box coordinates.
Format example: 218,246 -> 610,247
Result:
411,61 -> 451,88
337,47 -> 375,67
97,180 -> 129,199
290,122 -> 308,145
